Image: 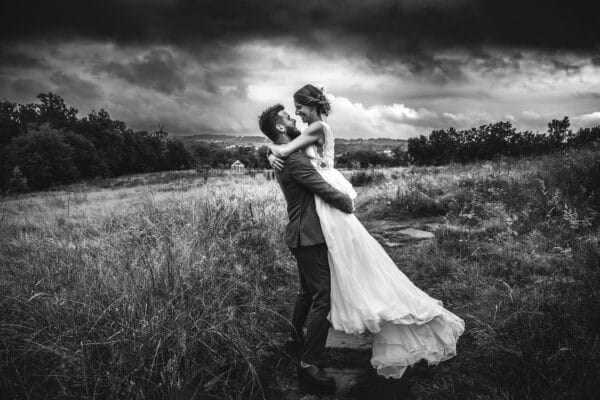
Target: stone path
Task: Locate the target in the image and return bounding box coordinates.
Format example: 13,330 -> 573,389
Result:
326,329 -> 370,350
275,218 -> 440,399
361,218 -> 439,247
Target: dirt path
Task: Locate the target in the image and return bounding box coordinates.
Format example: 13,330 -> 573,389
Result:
269,216 -> 445,400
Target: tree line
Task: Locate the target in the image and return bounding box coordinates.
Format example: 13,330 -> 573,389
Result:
2,93 -> 599,193
0,93 -> 195,192
0,93 -> 406,193
407,118 -> 600,166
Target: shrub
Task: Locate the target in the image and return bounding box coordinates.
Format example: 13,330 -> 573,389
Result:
4,127 -> 81,189
537,149 -> 600,218
390,188 -> 448,218
350,170 -> 386,187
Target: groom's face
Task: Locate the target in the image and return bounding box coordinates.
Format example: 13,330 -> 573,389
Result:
277,110 -> 301,139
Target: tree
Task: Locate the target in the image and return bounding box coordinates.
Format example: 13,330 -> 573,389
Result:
61,131 -> 104,178
407,135 -> 430,165
212,149 -> 234,168
232,146 -> 258,168
35,92 -> 78,130
392,146 -> 409,166
6,166 -> 28,194
163,139 -> 193,170
0,101 -> 23,145
547,117 -> 571,148
4,126 -> 80,189
428,128 -> 460,164
80,109 -> 127,135
256,146 -> 271,169
568,126 -> 600,147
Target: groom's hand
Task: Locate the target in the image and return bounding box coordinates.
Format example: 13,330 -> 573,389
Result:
341,196 -> 354,214
268,153 -> 285,171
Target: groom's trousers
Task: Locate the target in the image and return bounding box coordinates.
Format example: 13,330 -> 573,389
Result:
289,242 -> 331,365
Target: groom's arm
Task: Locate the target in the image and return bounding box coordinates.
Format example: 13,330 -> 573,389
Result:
287,154 -> 353,213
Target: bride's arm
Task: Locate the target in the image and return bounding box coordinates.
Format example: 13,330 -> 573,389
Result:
267,122 -> 324,157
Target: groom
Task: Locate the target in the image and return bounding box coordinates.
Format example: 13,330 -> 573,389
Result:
258,104 -> 353,391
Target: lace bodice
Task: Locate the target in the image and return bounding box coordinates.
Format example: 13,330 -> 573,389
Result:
305,121 -> 335,169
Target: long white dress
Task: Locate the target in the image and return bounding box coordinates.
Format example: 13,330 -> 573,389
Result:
306,121 -> 465,379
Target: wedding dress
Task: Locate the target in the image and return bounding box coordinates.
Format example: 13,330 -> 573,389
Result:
306,121 -> 465,379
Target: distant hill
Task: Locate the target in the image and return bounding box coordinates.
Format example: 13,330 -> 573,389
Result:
179,134 -> 407,152
179,134 -> 268,149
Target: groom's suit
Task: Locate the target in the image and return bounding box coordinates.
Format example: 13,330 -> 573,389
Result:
275,151 -> 353,365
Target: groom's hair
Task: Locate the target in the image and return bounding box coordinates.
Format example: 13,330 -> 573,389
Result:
258,104 -> 284,142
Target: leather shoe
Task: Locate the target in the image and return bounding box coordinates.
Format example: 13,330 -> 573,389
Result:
297,364 -> 336,391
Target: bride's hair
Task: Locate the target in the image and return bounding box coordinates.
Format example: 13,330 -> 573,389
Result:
293,84 -> 331,117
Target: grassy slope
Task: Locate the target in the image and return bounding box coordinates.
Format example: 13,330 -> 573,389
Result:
1,148 -> 599,399
355,148 -> 600,399
1,174 -> 296,399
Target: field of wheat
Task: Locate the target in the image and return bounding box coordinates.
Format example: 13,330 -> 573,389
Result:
1,148 -> 599,399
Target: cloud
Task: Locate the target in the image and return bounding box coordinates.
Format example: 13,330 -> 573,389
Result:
0,49 -> 48,69
575,91 -> 600,99
50,72 -> 103,102
325,95 -> 489,138
1,0 -> 599,62
7,78 -> 50,100
516,110 -> 600,133
1,36 -> 599,138
95,49 -> 185,94
572,112 -> 600,128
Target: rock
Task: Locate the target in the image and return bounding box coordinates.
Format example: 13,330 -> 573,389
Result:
397,228 -> 435,240
326,329 -> 371,349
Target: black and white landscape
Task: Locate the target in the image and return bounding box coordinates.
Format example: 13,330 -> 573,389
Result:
1,1 -> 599,399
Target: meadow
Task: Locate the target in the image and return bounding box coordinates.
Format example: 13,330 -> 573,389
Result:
1,148 -> 599,399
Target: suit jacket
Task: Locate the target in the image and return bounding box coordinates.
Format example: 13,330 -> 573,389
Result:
276,151 -> 353,248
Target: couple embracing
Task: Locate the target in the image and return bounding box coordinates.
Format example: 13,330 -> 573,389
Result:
258,85 -> 464,392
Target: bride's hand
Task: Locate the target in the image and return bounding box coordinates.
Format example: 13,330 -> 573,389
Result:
268,153 -> 285,171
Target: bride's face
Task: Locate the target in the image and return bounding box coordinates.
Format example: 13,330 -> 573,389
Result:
294,101 -> 316,123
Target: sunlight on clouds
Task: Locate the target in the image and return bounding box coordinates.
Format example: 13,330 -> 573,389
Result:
573,112 -> 600,128
1,40 -> 599,137
326,95 -> 432,138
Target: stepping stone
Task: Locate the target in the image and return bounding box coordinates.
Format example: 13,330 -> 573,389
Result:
397,228 -> 434,240
326,329 -> 371,349
370,234 -> 403,248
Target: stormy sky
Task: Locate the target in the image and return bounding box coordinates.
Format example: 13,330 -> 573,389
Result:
1,0 -> 599,138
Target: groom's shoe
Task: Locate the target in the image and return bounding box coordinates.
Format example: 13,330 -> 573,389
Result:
297,364 -> 336,392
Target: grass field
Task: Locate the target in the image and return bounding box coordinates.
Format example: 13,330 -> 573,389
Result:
1,148 -> 599,399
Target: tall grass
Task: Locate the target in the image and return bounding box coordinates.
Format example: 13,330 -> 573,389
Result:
377,148 -> 600,399
2,149 -> 599,399
349,170 -> 386,187
0,177 -> 295,399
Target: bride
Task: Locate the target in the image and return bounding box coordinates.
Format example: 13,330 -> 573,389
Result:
267,84 -> 465,379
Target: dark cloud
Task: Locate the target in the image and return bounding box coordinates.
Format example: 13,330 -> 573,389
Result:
0,49 -> 48,69
575,91 -> 600,99
1,1 -> 597,138
403,90 -> 492,101
9,78 -> 50,99
401,55 -> 467,84
550,59 -> 581,74
50,72 -> 103,101
94,49 -> 185,94
2,1 -> 599,61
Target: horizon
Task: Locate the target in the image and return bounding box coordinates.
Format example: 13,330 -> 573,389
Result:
7,91 -> 591,141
